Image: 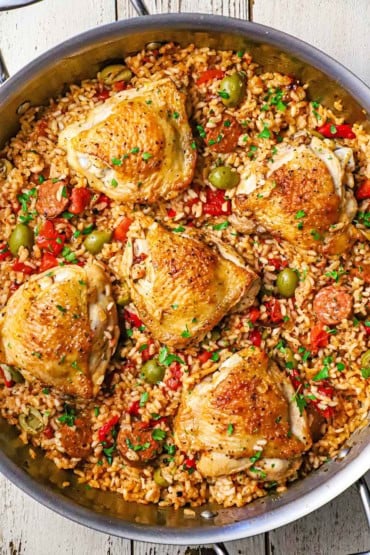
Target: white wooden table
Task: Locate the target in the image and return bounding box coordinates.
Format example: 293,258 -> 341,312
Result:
0,1 -> 369,553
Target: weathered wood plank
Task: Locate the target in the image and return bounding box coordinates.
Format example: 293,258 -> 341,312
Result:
117,0 -> 248,19
0,0 -> 116,75
252,0 -> 370,85
267,472 -> 370,555
0,475 -> 131,555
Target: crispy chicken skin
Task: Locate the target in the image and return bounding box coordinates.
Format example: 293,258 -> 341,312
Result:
236,138 -> 358,254
120,216 -> 260,349
59,78 -> 196,204
0,263 -> 119,398
174,347 -> 312,480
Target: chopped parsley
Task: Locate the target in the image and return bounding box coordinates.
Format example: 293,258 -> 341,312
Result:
336,362 -> 345,372
257,124 -> 271,139
142,152 -> 152,161
171,304 -> 179,310
172,226 -> 185,233
249,450 -> 262,464
126,438 -> 150,452
138,343 -> 148,352
211,351 -> 220,362
62,211 -> 74,220
312,366 -> 329,381
152,428 -> 166,441
236,50 -> 244,58
158,346 -> 184,367
130,147 -> 140,154
310,229 -> 322,241
61,186 -> 68,198
361,367 -> 370,379
181,325 -> 191,338
62,246 -> 77,263
295,210 -> 306,220
227,423 -> 234,436
196,125 -> 206,138
330,124 -> 337,134
94,406 -> 100,417
56,304 -> 66,313
42,388 -> 50,395
218,90 -> 230,100
173,111 -> 180,119
139,391 -> 149,407
111,157 -> 122,166
58,404 -> 76,427
224,119 -> 231,127
213,221 -> 229,231
325,267 -> 346,282
82,224 -> 95,235
111,178 -> 118,188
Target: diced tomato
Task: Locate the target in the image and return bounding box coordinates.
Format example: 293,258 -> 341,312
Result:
43,426 -> 54,439
248,307 -> 261,323
317,123 -> 356,139
203,188 -> 231,216
96,193 -> 111,207
124,310 -> 143,328
289,369 -> 302,391
96,88 -> 110,101
363,322 -> 370,336
249,328 -> 262,347
113,217 -> 133,242
268,257 -> 288,271
317,383 -> 334,398
183,457 -> 197,472
265,298 -> 283,323
0,244 -> 11,261
12,260 -> 35,275
196,69 -> 225,85
36,220 -> 65,255
97,415 -> 120,442
167,208 -> 177,218
311,399 -> 334,419
39,253 -> 58,273
69,188 -> 91,215
310,322 -> 329,352
128,400 -> 140,416
166,362 -> 182,391
112,81 -> 127,92
141,339 -> 154,362
355,179 -> 370,200
198,351 -> 212,364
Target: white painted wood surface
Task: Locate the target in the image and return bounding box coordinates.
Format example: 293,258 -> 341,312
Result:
0,1 -> 369,554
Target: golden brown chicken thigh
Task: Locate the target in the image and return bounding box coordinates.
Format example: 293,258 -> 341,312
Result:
236,137 -> 358,254
0,263 -> 119,398
174,347 -> 312,480
120,216 -> 260,349
59,78 -> 196,204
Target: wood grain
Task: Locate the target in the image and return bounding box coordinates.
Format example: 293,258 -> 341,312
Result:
0,1 -> 369,554
252,0 -> 370,85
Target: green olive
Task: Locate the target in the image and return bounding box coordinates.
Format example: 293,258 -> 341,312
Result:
84,230 -> 112,254
9,223 -> 34,255
19,407 -> 44,435
361,350 -> 370,369
218,72 -> 246,107
0,158 -> 13,179
141,359 -> 165,384
98,64 -> 132,84
276,268 -> 299,298
153,467 -> 169,487
208,166 -> 240,190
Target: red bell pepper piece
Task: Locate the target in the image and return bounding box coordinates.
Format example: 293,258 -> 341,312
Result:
196,69 -> 225,85
203,189 -> 231,216
183,458 -> 197,472
265,298 -> 283,323
12,260 -> 35,274
355,179 -> 370,200
310,322 -> 329,352
248,307 -> 261,323
167,208 -> 177,218
36,220 -> 65,256
249,328 -> 262,347
317,123 -> 355,139
289,369 -> 302,391
98,415 -> 120,442
43,425 -> 54,439
96,88 -> 110,101
113,217 -> 133,242
363,322 -> 370,336
69,188 -> 91,215
39,252 -> 58,273
112,81 -> 127,92
124,310 -> 143,328
166,362 -> 182,391
268,257 -> 288,271
128,400 -> 140,416
0,244 -> 11,261
198,351 -> 212,364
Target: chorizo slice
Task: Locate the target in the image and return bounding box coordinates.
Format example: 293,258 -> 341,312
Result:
36,179 -> 69,218
313,286 -> 353,325
117,421 -> 163,465
59,417 -> 92,459
206,116 -> 242,153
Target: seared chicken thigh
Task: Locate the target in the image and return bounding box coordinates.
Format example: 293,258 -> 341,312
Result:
59,78 -> 196,204
0,263 -> 119,398
120,216 -> 260,348
174,347 -> 311,480
236,138 -> 358,254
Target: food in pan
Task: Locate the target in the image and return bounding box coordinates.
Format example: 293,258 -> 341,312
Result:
0,43 -> 368,509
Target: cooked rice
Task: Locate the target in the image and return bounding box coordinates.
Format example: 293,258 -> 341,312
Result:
0,43 -> 369,509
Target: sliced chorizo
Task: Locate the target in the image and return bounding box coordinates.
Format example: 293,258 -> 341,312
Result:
117,421 -> 163,465
36,179 -> 69,218
206,116 -> 242,153
59,417 -> 92,459
313,286 -> 353,325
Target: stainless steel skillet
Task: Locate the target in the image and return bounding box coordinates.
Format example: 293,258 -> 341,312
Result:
0,0 -> 369,548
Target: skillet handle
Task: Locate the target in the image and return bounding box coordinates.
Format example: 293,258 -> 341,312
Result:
213,544 -> 230,555
129,0 -> 149,16
357,476 -> 370,528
